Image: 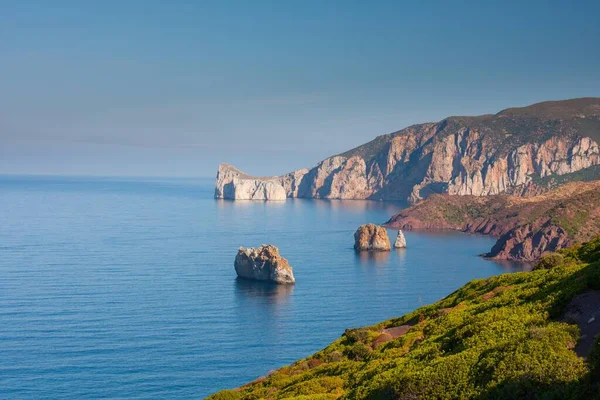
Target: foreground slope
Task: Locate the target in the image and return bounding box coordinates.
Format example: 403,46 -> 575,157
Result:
209,238 -> 600,399
386,180 -> 600,261
215,98 -> 600,202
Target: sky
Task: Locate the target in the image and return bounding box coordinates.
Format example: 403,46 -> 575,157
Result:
1,0 -> 599,178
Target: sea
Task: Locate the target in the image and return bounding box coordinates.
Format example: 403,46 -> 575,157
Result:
0,176 -> 529,398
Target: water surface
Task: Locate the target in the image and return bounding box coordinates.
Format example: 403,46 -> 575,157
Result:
0,176 -> 527,398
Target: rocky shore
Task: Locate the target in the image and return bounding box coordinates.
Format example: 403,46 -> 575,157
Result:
386,181 -> 600,261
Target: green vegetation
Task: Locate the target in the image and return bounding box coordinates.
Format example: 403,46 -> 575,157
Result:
529,165 -> 600,188
209,238 -> 600,399
534,252 -> 565,270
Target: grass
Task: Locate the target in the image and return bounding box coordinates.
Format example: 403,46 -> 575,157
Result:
208,237 -> 600,399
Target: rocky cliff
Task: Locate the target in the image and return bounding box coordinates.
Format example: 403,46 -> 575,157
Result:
215,164 -> 287,201
386,181 -> 600,261
215,98 -> 600,202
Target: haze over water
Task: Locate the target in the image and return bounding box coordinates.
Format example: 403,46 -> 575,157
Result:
0,176 -> 528,398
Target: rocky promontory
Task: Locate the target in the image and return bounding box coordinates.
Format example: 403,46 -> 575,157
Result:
215,164 -> 287,201
216,98 -> 600,203
234,245 -> 295,284
354,224 -> 391,251
386,181 -> 600,261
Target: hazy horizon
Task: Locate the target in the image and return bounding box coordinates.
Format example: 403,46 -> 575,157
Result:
2,1 -> 599,177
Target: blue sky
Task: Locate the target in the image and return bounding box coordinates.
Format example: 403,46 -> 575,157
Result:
1,0 -> 599,177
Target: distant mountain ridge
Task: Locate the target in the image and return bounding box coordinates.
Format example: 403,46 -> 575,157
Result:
215,98 -> 600,202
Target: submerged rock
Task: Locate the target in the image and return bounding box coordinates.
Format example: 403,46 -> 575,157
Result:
234,245 -> 295,284
354,224 -> 391,251
394,230 -> 407,248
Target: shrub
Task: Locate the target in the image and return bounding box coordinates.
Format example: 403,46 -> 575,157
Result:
344,328 -> 370,344
534,252 -> 565,270
326,350 -> 344,363
588,336 -> 600,372
206,390 -> 242,400
579,237 -> 600,263
345,342 -> 372,361
308,358 -> 323,369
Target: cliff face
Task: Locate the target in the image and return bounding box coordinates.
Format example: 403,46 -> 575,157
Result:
215,98 -> 600,202
385,181 -> 600,261
215,164 -> 287,201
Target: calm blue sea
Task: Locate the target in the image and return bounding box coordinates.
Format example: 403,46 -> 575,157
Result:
0,176 -> 528,398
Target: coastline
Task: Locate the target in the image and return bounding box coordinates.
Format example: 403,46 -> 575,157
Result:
208,237 -> 600,399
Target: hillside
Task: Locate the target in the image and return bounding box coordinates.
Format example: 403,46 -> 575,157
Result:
208,237 -> 600,399
386,181 -> 600,261
216,97 -> 600,202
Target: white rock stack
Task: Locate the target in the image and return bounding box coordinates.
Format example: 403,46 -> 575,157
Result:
394,230 -> 407,248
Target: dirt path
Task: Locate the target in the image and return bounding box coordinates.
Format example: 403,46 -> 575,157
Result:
563,290 -> 600,357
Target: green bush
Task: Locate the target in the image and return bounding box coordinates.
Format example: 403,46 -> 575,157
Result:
326,350 -> 344,363
207,390 -> 242,400
345,342 -> 371,361
588,336 -> 600,373
534,252 -> 565,270
343,328 -> 370,344
579,237 -> 600,263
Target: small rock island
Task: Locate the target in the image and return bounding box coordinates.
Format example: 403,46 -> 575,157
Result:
354,224 -> 391,251
234,245 -> 295,284
394,230 -> 407,248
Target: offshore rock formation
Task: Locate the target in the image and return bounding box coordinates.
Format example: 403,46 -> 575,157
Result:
234,245 -> 295,284
354,224 -> 391,251
394,230 -> 407,248
215,164 -> 286,201
386,181 -> 600,261
215,98 -> 600,203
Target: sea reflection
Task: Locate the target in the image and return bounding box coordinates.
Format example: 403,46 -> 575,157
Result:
394,247 -> 407,261
215,198 -> 287,209
355,250 -> 391,265
233,278 -> 294,305
308,198 -> 405,214
215,197 -> 405,213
